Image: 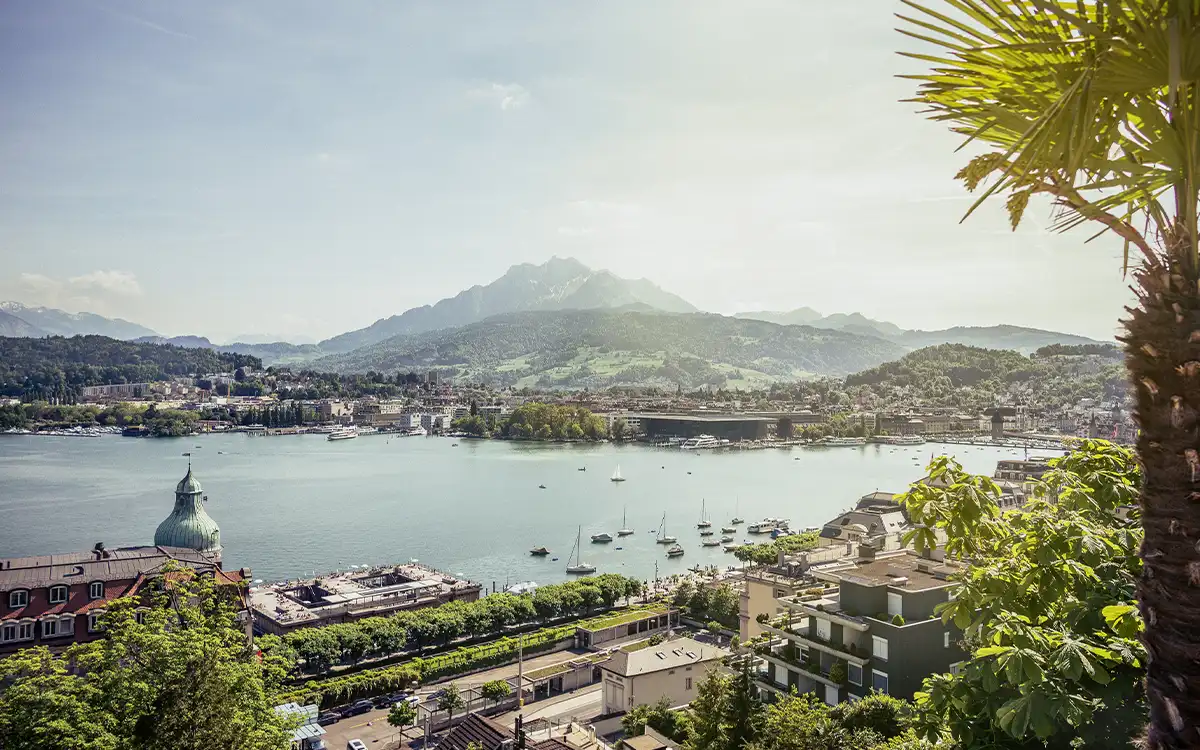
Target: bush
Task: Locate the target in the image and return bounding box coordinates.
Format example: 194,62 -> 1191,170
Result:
648,633 -> 665,646
755,613 -> 770,624
828,661 -> 847,685
891,614 -> 905,626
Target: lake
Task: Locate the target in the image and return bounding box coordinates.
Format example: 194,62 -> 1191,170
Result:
0,434 -> 1061,588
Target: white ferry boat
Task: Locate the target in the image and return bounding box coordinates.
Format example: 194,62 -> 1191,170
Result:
893,435 -> 925,445
680,434 -> 721,450
821,436 -> 867,447
327,427 -> 359,441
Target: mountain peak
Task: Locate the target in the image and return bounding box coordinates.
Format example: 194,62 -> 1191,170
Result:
319,258 -> 696,352
0,302 -> 157,340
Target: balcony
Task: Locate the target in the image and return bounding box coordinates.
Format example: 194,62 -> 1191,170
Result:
779,593 -> 870,632
759,646 -> 842,689
788,632 -> 869,666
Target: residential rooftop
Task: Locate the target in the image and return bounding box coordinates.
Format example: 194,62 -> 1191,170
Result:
813,551 -> 960,591
0,545 -> 225,589
603,636 -> 725,677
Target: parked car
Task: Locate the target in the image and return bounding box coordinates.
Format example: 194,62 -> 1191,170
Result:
404,695 -> 422,705
347,741 -> 368,750
346,700 -> 374,716
317,711 -> 342,726
371,694 -> 394,709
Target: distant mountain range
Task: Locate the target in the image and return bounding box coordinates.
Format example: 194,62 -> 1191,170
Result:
0,302 -> 158,340
1,259 -> 1108,386
318,256 -> 697,353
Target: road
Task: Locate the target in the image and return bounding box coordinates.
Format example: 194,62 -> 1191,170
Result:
320,648 -> 595,750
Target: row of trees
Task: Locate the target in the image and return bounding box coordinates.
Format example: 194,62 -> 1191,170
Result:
733,530 -> 820,566
452,402 -> 610,441
669,581 -> 740,629
0,401 -> 199,436
280,574 -> 643,674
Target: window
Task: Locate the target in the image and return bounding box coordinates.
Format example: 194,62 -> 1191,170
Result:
949,662 -> 964,676
49,585 -> 68,604
9,590 -> 28,609
42,619 -> 57,638
60,616 -> 74,636
18,622 -> 33,640
944,631 -> 951,648
872,670 -> 889,694
135,610 -> 147,625
685,678 -> 693,690
1,624 -> 14,642
815,618 -> 831,641
847,663 -> 863,686
88,613 -> 104,633
89,581 -> 104,600
887,592 -> 903,618
872,635 -> 889,661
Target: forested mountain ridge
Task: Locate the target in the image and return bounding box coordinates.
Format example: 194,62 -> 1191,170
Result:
0,336 -> 260,400
311,309 -> 909,389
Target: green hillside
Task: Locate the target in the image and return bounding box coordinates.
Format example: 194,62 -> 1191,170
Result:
311,310 -> 908,389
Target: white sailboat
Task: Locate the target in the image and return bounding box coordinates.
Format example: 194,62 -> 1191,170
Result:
697,498 -> 712,529
610,465 -> 626,483
730,497 -> 744,525
656,513 -> 677,544
566,526 -> 596,574
618,507 -> 634,536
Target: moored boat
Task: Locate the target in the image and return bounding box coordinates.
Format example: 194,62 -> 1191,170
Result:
610,465 -> 626,482
591,532 -> 613,543
530,546 -> 550,556
327,427 -> 359,441
618,507 -> 634,536
666,544 -> 685,557
701,539 -> 722,547
566,527 -> 596,574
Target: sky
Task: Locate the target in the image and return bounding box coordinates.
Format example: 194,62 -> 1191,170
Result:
0,0 -> 1133,343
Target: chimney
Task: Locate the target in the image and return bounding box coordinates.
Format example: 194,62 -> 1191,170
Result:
856,543 -> 876,562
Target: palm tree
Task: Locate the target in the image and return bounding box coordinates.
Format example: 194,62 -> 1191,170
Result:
898,2 -> 1200,746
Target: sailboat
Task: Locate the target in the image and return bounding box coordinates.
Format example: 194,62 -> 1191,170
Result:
730,497 -> 744,525
610,465 -> 626,483
618,507 -> 634,536
566,526 -> 596,574
696,498 -> 712,529
656,513 -> 677,544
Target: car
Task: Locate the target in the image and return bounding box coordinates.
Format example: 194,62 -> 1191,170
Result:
346,699 -> 374,716
371,694 -> 394,709
347,741 -> 368,750
404,695 -> 422,705
317,711 -> 343,726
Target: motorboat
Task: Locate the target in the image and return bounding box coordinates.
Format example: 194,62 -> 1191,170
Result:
720,535 -> 734,543
701,539 -> 722,547
721,526 -> 736,534
747,520 -> 777,534
538,484 -> 547,489
680,435 -> 721,450
723,543 -> 743,552
578,467 -> 587,471
566,527 -> 596,574
666,544 -> 685,557
610,465 -> 626,482
655,513 -> 677,544
327,427 -> 358,441
530,547 -> 550,556
700,529 -> 714,537
591,533 -> 613,543
618,507 -> 634,536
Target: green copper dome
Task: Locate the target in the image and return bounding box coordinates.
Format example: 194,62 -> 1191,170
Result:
155,466 -> 222,553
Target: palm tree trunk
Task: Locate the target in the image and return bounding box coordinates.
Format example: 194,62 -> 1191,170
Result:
1124,245 -> 1200,749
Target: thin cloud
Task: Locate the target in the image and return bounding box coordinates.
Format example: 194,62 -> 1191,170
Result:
91,2 -> 192,39
68,270 -> 143,297
467,82 -> 530,111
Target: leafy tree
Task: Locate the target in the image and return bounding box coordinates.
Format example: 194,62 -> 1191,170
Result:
0,566 -> 291,750
480,679 -> 512,707
437,683 -> 465,725
901,442 -> 1144,748
899,2 -> 1200,742
387,700 -> 417,734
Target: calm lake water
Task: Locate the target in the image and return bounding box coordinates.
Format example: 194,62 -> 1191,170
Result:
0,434 -> 1062,587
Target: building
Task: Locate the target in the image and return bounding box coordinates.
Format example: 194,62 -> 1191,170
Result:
0,543 -> 243,654
79,382 -> 151,401
1,466 -> 246,654
575,607 -> 676,649
993,457 -> 1053,482
755,549 -> 965,706
274,702 -> 326,750
638,414 -> 773,441
740,569 -> 821,643
817,504 -> 909,547
250,563 -> 481,635
600,636 -> 727,715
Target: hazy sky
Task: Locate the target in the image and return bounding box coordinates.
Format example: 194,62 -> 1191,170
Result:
0,0 -> 1131,342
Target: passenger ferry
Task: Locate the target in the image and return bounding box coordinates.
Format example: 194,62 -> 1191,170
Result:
327,427 -> 359,441
747,517 -> 789,534
820,436 -> 867,447
680,435 -> 722,450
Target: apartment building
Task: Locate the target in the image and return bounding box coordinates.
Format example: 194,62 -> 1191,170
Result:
754,548 -> 965,706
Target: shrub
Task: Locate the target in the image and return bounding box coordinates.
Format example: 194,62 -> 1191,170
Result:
828,661 -> 847,685
891,614 -> 905,626
755,613 -> 770,624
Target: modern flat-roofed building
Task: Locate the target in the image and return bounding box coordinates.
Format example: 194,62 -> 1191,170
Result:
600,636 -> 726,715
250,562 -> 481,635
638,414 -> 772,441
755,548 -> 965,706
